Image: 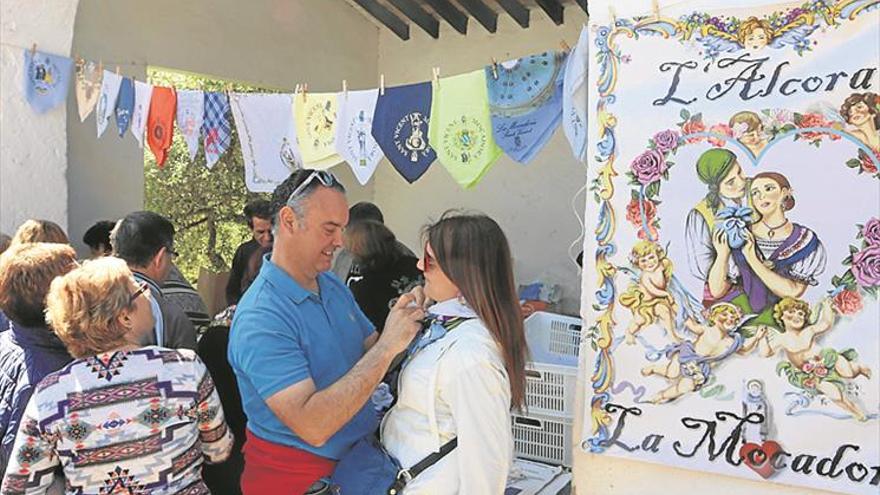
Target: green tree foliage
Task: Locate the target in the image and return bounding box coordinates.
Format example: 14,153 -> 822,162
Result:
144,69 -> 270,282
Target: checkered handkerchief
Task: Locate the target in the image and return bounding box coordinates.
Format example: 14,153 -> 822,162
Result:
201,91 -> 232,168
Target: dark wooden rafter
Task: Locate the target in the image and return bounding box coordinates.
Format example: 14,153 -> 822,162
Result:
495,0 -> 529,28
388,0 -> 440,38
457,0 -> 498,33
353,0 -> 410,40
535,0 -> 564,25
424,0 -> 468,35
575,0 -> 588,15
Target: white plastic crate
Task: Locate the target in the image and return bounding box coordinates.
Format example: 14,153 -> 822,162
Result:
524,312 -> 582,367
512,412 -> 574,467
525,362 -> 578,417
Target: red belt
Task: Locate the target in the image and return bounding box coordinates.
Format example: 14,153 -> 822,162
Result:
241,429 -> 336,495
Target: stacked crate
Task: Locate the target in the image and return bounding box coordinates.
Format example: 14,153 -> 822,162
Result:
512,312 -> 582,468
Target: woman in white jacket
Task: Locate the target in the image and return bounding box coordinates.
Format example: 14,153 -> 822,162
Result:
381,212 -> 528,494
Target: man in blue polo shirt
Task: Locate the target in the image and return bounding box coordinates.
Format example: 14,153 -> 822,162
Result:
228,169 -> 424,494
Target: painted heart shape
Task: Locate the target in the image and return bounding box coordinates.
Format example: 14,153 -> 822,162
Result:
739,440 -> 782,479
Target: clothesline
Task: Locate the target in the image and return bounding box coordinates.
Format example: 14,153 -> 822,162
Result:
15,29 -> 590,269
3,38 -> 571,95
21,28 -> 588,191
0,41 -> 143,69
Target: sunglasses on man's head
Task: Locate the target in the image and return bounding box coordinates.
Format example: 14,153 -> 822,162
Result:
287,170 -> 339,203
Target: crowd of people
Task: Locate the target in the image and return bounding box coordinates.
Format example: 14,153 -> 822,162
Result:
0,168 -> 529,494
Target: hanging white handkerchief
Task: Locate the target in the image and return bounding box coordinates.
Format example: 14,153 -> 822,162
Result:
176,89 -> 204,160
75,59 -> 102,122
335,89 -> 384,185
563,26 -> 589,161
96,70 -> 122,138
131,81 -> 153,149
230,93 -> 302,193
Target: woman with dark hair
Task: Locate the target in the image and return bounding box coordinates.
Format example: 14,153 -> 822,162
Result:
381,211 -> 527,494
82,219 -> 116,258
344,221 -> 422,329
709,172 -> 825,326
840,92 -> 879,151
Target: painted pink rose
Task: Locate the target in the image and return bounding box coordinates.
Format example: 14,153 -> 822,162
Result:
833,289 -> 863,315
797,112 -> 832,141
708,123 -> 733,147
863,218 -> 880,246
626,197 -> 656,225
801,362 -> 814,373
860,150 -> 879,174
803,378 -> 817,389
630,149 -> 668,185
652,130 -> 680,153
814,366 -> 828,378
852,246 -> 880,288
682,118 -> 706,143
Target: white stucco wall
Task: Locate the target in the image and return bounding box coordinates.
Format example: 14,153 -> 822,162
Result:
375,10 -> 589,315
0,0 -> 79,236
66,0 -> 379,255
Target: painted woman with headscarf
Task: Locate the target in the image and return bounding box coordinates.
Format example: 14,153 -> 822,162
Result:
684,148 -> 749,305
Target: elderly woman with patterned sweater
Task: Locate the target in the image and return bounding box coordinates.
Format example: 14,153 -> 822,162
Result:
1,257 -> 232,495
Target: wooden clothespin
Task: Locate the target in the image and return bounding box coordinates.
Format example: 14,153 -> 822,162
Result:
432,67 -> 440,86
342,79 -> 348,99
302,82 -> 309,101
559,40 -> 571,53
225,82 -> 233,96
115,65 -> 120,76
98,59 -> 103,73
379,74 -> 385,96
30,43 -> 37,56
490,58 -> 499,80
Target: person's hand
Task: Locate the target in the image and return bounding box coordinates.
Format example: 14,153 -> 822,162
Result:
712,229 -> 731,258
755,326 -> 768,339
820,296 -> 834,315
741,230 -> 758,263
379,292 -> 425,356
407,286 -> 428,309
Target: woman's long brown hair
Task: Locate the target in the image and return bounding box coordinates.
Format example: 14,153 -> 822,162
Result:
425,211 -> 528,409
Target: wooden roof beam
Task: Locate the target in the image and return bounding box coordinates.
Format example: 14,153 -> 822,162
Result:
495,0 -> 529,28
353,0 -> 410,40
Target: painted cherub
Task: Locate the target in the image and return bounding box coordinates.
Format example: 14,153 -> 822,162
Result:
729,110 -> 768,157
759,297 -> 873,421
620,241 -> 677,345
695,15 -> 818,61
738,17 -> 773,52
641,302 -> 767,404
